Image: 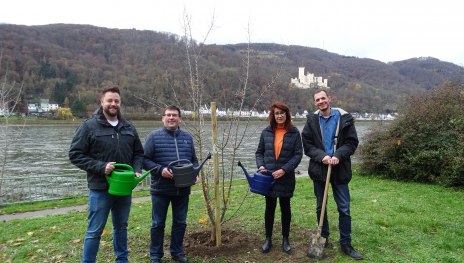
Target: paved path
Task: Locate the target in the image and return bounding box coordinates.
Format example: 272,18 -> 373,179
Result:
0,196 -> 151,222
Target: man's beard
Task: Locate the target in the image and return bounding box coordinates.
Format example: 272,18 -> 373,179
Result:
104,107 -> 119,117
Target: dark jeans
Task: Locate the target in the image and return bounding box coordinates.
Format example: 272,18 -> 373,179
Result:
313,180 -> 352,244
150,194 -> 189,260
82,190 -> 131,263
264,196 -> 291,238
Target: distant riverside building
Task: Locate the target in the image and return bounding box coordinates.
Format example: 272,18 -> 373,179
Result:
290,67 -> 329,89
40,99 -> 59,112
27,99 -> 60,114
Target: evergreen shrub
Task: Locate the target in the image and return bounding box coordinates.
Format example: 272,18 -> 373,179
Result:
359,83 -> 464,187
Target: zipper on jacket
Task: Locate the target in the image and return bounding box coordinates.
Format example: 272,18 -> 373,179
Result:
174,135 -> 180,160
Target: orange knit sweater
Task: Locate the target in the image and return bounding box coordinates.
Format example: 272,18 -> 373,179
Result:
274,127 -> 287,159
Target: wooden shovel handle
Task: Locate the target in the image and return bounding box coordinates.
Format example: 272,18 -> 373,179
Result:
318,164 -> 332,229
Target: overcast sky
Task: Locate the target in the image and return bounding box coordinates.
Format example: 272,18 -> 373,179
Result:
2,0 -> 463,66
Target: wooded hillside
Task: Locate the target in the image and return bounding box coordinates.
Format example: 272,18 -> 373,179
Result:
1,23 -> 463,117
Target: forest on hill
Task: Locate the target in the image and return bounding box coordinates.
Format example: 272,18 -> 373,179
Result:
1,23 -> 464,118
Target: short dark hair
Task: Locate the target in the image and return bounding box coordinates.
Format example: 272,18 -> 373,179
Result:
102,86 -> 120,95
164,105 -> 181,117
268,101 -> 292,130
313,88 -> 330,99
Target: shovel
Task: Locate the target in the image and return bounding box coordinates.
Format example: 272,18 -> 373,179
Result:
307,164 -> 332,259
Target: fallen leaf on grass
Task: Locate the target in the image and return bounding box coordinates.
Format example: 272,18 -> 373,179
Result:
27,231 -> 34,236
72,239 -> 81,243
102,229 -> 110,236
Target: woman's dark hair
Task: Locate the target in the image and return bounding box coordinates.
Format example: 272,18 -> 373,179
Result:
268,102 -> 292,130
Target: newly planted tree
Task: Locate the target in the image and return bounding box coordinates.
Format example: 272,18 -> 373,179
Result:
178,11 -> 282,246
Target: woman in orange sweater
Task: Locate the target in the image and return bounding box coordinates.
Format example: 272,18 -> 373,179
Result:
255,102 -> 303,254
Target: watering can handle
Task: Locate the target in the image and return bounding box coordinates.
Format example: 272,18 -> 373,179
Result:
168,159 -> 192,168
111,163 -> 134,173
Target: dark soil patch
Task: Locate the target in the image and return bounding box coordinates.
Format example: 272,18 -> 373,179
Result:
185,227 -> 260,257
184,227 -> 337,262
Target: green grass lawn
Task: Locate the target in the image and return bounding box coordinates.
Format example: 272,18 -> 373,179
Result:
1,174 -> 463,262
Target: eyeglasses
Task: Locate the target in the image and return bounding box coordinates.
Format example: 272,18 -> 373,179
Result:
274,111 -> 286,116
163,113 -> 179,117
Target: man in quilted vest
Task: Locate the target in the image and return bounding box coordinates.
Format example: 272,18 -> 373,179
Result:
143,105 -> 198,263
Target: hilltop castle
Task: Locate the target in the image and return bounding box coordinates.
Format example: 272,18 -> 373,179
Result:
290,67 -> 329,89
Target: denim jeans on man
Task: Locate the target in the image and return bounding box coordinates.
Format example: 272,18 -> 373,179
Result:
82,190 -> 131,263
313,181 -> 352,244
150,194 -> 189,261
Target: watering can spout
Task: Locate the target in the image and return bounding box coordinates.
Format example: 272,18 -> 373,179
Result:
193,152 -> 212,176
134,169 -> 152,186
237,161 -> 251,179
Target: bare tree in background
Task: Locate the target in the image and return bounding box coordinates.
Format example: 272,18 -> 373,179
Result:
0,51 -> 25,200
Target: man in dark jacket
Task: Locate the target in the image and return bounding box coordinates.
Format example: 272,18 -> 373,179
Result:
143,105 -> 198,263
301,89 -> 363,260
69,86 -> 144,263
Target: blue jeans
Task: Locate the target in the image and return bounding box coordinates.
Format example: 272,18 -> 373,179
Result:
82,190 -> 131,263
313,181 -> 352,244
150,194 -> 189,260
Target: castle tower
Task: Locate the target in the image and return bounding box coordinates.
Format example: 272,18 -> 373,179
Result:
298,67 -> 305,80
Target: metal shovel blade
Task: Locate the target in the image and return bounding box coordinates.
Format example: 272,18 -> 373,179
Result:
307,233 -> 326,260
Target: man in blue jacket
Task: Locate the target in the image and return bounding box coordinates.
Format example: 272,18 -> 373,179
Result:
143,105 -> 198,263
301,89 -> 363,260
69,86 -> 144,263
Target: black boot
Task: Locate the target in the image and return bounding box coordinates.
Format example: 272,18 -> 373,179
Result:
341,242 -> 363,260
282,236 -> 291,253
261,237 -> 272,253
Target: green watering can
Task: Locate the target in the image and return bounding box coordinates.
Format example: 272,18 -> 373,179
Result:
106,163 -> 153,196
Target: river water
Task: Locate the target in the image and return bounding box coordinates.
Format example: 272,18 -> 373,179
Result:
1,120 -> 376,173
0,120 -> 379,203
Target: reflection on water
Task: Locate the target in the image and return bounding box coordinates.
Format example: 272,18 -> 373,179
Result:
0,120 -> 380,202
